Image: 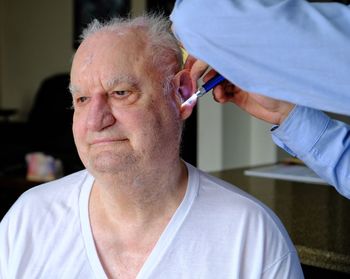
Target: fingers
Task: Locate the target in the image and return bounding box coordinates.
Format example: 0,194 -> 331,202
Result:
202,69 -> 217,82
212,80 -> 240,104
183,55 -> 196,71
182,55 -> 242,105
184,55 -> 210,93
190,61 -> 210,92
202,69 -> 230,103
212,85 -> 229,103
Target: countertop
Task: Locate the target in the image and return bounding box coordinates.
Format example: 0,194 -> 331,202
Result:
211,166 -> 350,274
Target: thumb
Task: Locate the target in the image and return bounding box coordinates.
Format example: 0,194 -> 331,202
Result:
189,60 -> 210,93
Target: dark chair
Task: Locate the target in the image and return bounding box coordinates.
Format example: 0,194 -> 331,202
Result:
26,73 -> 83,174
0,73 -> 83,177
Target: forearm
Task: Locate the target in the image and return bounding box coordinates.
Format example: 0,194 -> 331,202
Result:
272,105 -> 350,198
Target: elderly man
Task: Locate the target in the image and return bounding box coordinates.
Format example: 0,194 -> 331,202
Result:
0,15 -> 303,278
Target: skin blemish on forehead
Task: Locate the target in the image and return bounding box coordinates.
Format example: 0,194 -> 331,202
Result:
81,54 -> 94,71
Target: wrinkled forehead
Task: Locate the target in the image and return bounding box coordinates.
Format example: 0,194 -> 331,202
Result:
72,30 -> 151,73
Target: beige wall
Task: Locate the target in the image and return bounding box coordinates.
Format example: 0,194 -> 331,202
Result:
131,0 -> 146,16
0,0 -> 73,120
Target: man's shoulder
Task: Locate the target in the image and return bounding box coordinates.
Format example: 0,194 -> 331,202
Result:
194,167 -> 263,208
23,169 -> 89,199
6,170 -> 90,218
187,165 -> 297,254
191,166 -> 286,230
0,170 -> 92,276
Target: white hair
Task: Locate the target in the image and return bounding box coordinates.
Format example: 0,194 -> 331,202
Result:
80,14 -> 183,94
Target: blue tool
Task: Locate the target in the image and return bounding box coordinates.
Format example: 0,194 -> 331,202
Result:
181,73 -> 225,107
196,73 -> 225,97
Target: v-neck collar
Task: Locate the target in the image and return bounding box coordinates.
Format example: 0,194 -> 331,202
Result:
79,163 -> 199,278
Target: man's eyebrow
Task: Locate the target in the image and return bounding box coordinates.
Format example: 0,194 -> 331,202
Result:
68,75 -> 139,95
106,75 -> 140,89
69,83 -> 79,95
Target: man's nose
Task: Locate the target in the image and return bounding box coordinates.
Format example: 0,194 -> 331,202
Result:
86,96 -> 116,131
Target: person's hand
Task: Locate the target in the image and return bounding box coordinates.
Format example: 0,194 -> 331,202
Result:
204,70 -> 295,125
184,55 -> 294,125
183,55 -> 210,94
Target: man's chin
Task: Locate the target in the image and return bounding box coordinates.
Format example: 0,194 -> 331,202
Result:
88,153 -> 138,174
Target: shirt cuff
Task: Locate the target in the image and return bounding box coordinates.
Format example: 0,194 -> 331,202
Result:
271,105 -> 330,158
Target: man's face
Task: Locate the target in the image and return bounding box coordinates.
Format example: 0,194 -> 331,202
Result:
70,30 -> 182,176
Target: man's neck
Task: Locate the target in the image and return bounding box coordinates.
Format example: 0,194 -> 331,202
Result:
88,160 -> 188,279
89,159 -> 188,229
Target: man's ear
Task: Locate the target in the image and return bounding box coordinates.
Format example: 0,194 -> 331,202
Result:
172,69 -> 196,120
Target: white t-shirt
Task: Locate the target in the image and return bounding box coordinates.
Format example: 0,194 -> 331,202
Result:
0,163 -> 303,278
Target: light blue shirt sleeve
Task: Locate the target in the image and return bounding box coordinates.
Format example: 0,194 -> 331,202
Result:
272,106 -> 350,198
170,0 -> 350,116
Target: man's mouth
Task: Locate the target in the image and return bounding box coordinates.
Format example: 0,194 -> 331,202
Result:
90,138 -> 128,145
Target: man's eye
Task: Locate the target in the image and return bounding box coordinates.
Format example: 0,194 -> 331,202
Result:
112,90 -> 131,97
109,90 -> 140,106
77,96 -> 88,103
